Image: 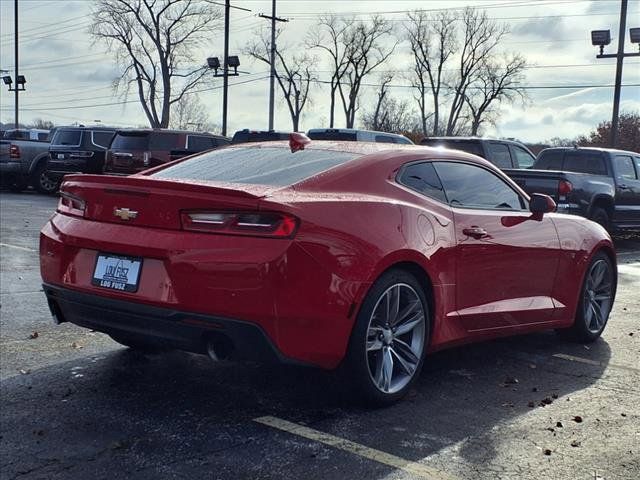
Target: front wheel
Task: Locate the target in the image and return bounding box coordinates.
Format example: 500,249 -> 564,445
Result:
557,251 -> 615,343
344,269 -> 429,407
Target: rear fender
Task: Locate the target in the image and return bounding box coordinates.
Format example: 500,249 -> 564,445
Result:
28,152 -> 51,174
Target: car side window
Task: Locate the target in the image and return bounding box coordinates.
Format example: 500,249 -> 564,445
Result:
486,143 -> 513,168
614,155 -> 637,180
374,135 -> 396,143
92,131 -> 115,149
397,162 -> 447,203
511,145 -> 535,168
433,161 -> 525,210
634,157 -> 640,176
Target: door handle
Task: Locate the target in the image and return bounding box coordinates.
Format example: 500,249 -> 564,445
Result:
619,184 -> 630,190
462,226 -> 488,239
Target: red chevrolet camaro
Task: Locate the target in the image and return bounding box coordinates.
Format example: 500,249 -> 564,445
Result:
40,135 -> 617,405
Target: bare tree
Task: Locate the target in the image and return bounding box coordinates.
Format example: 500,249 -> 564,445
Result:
90,0 -> 222,128
405,10 -> 456,136
445,8 -> 508,135
361,88 -> 417,134
464,54 -> 527,135
307,15 -> 353,128
246,28 -> 315,131
339,16 -> 397,128
169,93 -> 212,131
29,118 -> 55,129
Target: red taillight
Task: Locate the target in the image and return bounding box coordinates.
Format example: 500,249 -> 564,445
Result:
558,180 -> 573,196
9,144 -> 20,158
57,191 -> 86,218
181,211 -> 298,238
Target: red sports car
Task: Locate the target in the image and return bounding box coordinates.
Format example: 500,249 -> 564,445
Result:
40,135 -> 617,405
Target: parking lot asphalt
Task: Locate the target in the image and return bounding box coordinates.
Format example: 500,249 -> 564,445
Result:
1,191 -> 638,480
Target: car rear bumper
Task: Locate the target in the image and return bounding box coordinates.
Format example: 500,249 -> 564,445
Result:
43,283 -> 300,364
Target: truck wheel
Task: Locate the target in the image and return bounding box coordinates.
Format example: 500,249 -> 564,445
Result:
31,162 -> 60,194
590,208 -> 610,232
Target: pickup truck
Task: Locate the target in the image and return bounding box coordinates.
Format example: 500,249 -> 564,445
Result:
0,129 -> 58,193
504,147 -> 640,231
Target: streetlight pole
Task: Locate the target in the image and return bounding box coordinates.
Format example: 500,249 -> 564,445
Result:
222,0 -> 230,136
611,0 -> 628,148
14,0 -> 19,128
591,0 -> 640,148
259,2 -> 288,131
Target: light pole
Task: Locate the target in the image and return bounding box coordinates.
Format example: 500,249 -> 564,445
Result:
590,0 -> 640,148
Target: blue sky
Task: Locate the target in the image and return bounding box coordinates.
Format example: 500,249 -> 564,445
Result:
0,0 -> 639,142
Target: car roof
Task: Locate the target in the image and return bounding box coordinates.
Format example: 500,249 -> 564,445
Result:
308,127 -> 407,136
55,125 -> 117,131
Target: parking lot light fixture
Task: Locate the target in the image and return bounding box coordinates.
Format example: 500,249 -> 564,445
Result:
207,56 -> 220,74
630,27 -> 640,49
16,75 -> 25,86
227,55 -> 240,74
591,29 -> 611,54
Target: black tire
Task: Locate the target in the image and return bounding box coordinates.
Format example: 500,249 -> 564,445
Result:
31,162 -> 60,194
343,269 -> 430,407
590,207 -> 610,232
109,333 -> 168,353
557,251 -> 615,343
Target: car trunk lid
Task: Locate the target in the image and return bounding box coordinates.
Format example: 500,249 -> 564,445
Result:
60,174 -> 271,230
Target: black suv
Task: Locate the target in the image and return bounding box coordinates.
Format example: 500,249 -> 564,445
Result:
46,126 -> 117,188
420,137 -> 536,169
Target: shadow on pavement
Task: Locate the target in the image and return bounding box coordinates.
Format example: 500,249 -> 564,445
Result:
0,330 -> 611,479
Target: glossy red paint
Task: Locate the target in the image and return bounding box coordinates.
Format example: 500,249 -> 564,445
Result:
40,141 -> 616,369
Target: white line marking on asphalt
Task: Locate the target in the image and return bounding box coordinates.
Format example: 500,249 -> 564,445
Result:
0,243 -> 36,252
254,416 -> 456,480
553,353 -> 640,373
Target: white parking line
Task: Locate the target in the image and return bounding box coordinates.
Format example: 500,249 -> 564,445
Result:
254,415 -> 456,480
553,353 -> 639,373
0,243 -> 36,252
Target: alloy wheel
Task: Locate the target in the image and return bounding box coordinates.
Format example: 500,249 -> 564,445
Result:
366,283 -> 425,394
583,259 -> 613,334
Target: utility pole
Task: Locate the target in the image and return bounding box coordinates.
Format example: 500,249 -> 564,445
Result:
259,2 -> 288,131
591,0 -> 640,147
14,0 -> 19,128
222,0 -> 230,136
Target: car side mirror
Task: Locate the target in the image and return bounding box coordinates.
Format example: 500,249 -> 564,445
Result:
529,193 -> 556,220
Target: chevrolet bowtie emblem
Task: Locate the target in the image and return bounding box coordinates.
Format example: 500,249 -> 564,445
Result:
113,207 -> 138,221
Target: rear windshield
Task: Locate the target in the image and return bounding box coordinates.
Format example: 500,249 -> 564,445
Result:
51,129 -> 82,146
421,140 -> 484,158
563,152 -> 607,175
111,132 -> 181,150
152,147 -> 359,186
308,131 -> 358,141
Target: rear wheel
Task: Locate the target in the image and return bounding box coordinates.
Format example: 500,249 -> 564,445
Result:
31,162 -> 60,194
590,207 -> 610,232
344,269 -> 429,407
557,251 -> 615,343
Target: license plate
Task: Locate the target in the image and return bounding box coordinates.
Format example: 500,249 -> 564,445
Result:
92,254 -> 142,292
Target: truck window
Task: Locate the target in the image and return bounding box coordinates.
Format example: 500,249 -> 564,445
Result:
52,129 -> 82,147
187,135 -> 216,151
421,140 -> 484,157
564,152 -> 607,175
486,143 -> 513,168
614,155 -> 638,180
